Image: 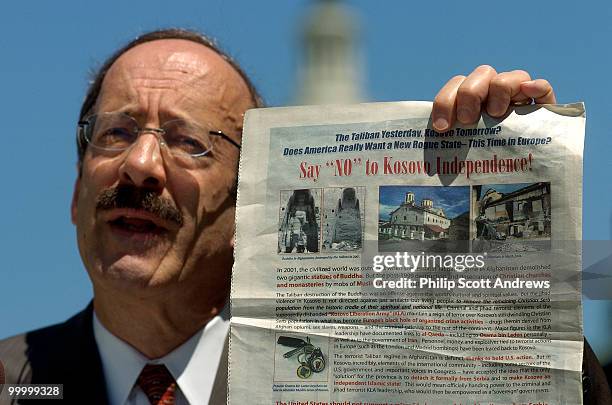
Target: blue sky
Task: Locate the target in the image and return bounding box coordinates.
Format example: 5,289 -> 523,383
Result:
379,186 -> 469,220
1,0 -> 610,363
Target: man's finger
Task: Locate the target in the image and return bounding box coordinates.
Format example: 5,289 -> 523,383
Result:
432,75 -> 465,132
486,70 -> 532,117
520,79 -> 556,104
455,65 -> 498,125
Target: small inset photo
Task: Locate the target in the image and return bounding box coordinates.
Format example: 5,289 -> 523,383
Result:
378,186 -> 470,252
472,182 -> 551,252
278,189 -> 321,254
273,333 -> 329,383
322,187 -> 365,252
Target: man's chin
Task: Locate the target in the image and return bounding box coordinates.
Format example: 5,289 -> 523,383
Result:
94,255 -> 173,291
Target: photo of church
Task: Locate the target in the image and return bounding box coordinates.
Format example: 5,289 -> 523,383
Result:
378,186 -> 470,252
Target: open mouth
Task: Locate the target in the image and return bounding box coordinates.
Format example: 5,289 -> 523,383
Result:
104,209 -> 171,236
109,216 -> 166,234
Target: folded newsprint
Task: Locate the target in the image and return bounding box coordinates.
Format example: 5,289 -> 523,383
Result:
229,102 -> 585,404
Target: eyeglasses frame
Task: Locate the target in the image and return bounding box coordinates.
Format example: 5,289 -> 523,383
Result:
77,112 -> 241,158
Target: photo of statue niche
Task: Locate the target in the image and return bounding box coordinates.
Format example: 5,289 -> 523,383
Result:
278,189 -> 321,254
322,187 -> 365,251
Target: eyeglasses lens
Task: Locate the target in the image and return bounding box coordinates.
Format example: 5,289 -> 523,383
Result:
87,113 -> 213,157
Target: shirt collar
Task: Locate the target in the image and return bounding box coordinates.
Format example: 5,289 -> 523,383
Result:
93,307 -> 229,405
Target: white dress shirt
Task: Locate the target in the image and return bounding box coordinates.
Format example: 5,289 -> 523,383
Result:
93,308 -> 229,405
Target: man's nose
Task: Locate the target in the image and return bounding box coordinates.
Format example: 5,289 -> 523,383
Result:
118,133 -> 167,191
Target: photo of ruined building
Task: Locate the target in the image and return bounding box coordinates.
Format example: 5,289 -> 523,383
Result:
378,186 -> 470,252
472,182 -> 551,252
278,189 -> 321,254
322,187 -> 365,251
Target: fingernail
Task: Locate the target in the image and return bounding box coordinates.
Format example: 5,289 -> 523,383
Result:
488,100 -> 505,116
457,107 -> 471,123
433,117 -> 449,131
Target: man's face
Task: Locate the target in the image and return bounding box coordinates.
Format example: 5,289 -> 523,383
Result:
71,39 -> 253,298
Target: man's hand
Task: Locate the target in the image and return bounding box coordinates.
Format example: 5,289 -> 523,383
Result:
432,65 -> 556,132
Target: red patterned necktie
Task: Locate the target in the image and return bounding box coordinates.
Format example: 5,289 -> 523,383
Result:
137,364 -> 177,405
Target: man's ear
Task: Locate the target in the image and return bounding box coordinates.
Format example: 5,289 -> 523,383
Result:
71,177 -> 80,225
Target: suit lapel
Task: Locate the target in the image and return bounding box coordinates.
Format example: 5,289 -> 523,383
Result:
208,335 -> 228,405
22,302 -> 109,404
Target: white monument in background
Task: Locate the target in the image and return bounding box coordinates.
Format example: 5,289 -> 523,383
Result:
295,0 -> 365,104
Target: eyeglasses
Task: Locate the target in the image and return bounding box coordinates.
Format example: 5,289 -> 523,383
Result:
77,112 -> 240,158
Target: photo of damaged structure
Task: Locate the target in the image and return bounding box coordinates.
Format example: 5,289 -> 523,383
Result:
278,189 -> 321,254
322,187 -> 364,251
472,182 -> 551,245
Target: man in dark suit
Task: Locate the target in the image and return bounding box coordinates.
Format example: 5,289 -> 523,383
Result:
1,29 -> 261,405
0,29 -> 610,404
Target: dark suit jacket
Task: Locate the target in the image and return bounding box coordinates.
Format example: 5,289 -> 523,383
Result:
0,304 -> 610,404
0,303 -> 228,405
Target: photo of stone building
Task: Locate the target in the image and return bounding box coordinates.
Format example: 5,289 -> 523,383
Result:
322,187 -> 365,251
472,182 -> 551,252
278,189 -> 321,254
378,186 -> 470,252
381,192 -> 450,239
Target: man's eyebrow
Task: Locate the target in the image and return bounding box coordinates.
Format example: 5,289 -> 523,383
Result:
93,104 -> 139,116
97,106 -> 201,126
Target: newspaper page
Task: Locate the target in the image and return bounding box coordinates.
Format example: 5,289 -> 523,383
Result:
229,102 -> 585,405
